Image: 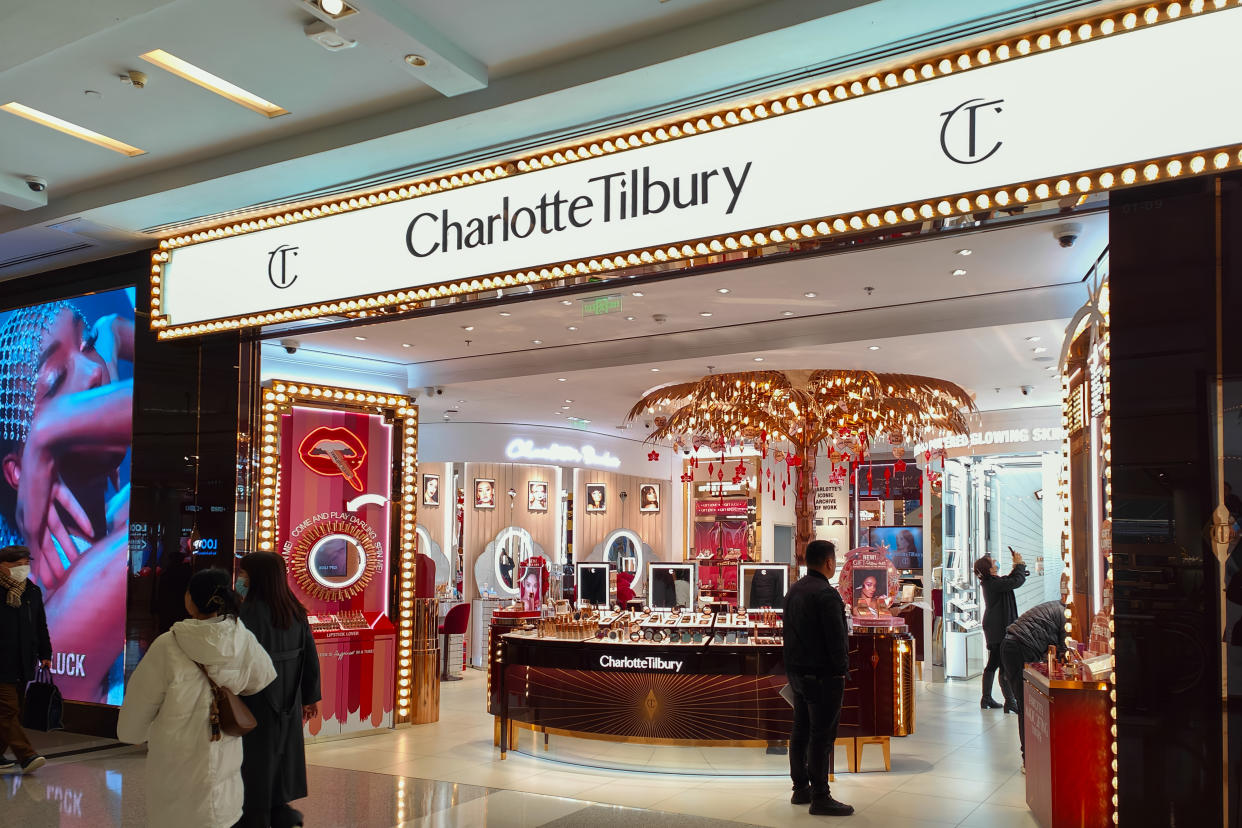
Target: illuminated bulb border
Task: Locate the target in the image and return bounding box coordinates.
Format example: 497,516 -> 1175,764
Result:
153,144 -> 1242,339
259,380 -> 419,725
150,0 -> 1240,337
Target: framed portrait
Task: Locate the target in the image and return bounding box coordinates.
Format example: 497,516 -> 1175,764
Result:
639,483 -> 660,513
474,478 -> 497,509
527,480 -> 549,512
421,473 -> 440,507
585,483 -> 607,513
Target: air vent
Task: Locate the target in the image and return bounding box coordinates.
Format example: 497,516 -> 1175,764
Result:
0,241 -> 93,270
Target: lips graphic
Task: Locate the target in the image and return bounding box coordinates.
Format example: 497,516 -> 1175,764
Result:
298,426 -> 368,491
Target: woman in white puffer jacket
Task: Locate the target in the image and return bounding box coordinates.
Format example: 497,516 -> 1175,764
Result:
118,568 -> 276,828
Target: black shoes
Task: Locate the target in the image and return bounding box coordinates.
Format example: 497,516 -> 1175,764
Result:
1004,699 -> 1018,714
19,756 -> 46,774
980,696 -> 1003,710
809,796 -> 855,816
791,786 -> 813,805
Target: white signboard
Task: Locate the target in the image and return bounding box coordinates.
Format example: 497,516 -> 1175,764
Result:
161,11 -> 1242,326
504,437 -> 621,469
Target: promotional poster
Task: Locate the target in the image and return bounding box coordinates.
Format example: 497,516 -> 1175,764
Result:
0,288 -> 134,705
278,406 -> 395,735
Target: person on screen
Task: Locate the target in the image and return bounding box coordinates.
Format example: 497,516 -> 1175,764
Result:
0,544 -> 51,774
890,529 -> 920,570
0,301 -> 132,705
587,486 -> 606,511
640,485 -> 659,511
423,476 -> 439,506
854,575 -> 891,615
520,567 -> 542,611
748,568 -> 782,609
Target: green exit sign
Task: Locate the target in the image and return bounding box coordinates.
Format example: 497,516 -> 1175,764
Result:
580,295 -> 623,317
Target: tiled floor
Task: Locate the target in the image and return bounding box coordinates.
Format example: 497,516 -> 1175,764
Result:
4,670 -> 1039,827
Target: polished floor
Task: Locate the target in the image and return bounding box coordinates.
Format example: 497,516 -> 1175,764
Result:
5,670 -> 1037,827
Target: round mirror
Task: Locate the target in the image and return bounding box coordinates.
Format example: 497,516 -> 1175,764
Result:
307,533 -> 368,590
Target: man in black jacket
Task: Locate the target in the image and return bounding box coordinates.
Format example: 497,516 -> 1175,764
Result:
1000,600 -> 1067,762
0,545 -> 51,774
783,540 -> 852,817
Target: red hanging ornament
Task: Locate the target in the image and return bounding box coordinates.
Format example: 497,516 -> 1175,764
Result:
680,472 -> 694,483
708,463 -> 714,476
717,469 -> 724,481
895,458 -> 907,473
647,450 -> 660,462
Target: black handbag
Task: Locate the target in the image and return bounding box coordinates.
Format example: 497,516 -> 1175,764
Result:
22,665 -> 64,732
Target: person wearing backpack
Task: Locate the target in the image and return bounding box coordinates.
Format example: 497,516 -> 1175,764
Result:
0,544 -> 51,774
234,552 -> 321,828
118,568 -> 275,828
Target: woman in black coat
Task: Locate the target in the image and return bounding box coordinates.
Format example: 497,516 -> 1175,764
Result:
235,552 -> 321,828
976,548 -> 1028,711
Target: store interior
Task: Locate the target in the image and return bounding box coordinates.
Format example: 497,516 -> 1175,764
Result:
258,206 -> 1109,780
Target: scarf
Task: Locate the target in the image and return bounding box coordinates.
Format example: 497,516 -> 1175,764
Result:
0,568 -> 26,608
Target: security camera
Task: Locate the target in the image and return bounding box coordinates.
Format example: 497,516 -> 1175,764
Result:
652,313 -> 668,324
1020,385 -> 1034,396
1052,222 -> 1082,248
435,387 -> 444,396
24,176 -> 46,193
280,339 -> 299,355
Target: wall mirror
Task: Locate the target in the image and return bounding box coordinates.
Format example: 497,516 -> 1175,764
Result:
738,563 -> 789,610
647,562 -> 697,611
307,534 -> 368,590
475,526 -> 543,598
415,525 -> 450,586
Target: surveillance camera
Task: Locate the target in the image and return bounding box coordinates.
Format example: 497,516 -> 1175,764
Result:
280,339 -> 299,355
652,313 -> 668,324
1020,385 -> 1034,396
435,387 -> 444,396
1052,222 -> 1082,248
24,176 -> 46,193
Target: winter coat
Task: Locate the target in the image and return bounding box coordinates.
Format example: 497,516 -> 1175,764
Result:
783,570 -> 850,677
117,616 -> 276,828
981,564 -> 1028,647
1003,600 -> 1068,662
0,580 -> 51,684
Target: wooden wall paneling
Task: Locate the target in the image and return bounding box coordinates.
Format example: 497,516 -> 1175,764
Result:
576,469 -> 672,562
462,462 -> 560,598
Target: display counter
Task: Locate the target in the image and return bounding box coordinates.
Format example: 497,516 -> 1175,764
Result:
1022,667 -> 1111,828
488,610 -> 914,757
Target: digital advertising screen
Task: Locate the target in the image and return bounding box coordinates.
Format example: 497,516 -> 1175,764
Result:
866,525 -> 924,571
0,288 -> 135,705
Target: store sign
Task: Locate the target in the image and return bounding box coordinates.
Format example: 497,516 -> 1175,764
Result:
914,407 -> 1063,458
814,481 -> 848,516
504,437 -> 621,468
159,10 -> 1242,328
695,499 -> 749,516
599,654 -> 684,672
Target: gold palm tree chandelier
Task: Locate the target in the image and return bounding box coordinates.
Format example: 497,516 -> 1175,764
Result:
628,369 -> 975,558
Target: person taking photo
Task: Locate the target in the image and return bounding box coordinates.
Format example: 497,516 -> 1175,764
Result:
976,547 -> 1028,711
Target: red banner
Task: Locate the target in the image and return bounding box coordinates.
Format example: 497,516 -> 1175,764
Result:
694,499 -> 749,516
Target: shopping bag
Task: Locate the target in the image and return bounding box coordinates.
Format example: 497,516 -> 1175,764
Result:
779,682 -> 796,707
22,665 -> 64,732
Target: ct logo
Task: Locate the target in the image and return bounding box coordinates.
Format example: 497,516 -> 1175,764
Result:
267,244 -> 300,289
939,98 -> 1004,165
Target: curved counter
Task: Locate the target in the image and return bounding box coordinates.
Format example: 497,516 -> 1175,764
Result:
489,627 -> 915,756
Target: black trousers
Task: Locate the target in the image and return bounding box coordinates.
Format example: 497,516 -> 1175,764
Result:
981,643 -> 1011,702
787,672 -> 846,796
999,639 -> 1029,758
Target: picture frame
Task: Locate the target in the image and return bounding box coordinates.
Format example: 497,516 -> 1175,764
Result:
474,478 -> 497,509
527,480 -> 549,512
638,483 -> 660,513
585,483 -> 607,513
421,473 -> 440,507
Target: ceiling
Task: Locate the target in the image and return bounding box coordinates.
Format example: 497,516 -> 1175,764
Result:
265,211 -> 1108,434
0,0 -> 1117,277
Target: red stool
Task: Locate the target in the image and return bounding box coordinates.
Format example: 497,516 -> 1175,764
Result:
438,603 -> 470,681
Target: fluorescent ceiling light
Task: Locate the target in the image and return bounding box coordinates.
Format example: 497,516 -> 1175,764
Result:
0,102 -> 144,156
140,49 -> 288,118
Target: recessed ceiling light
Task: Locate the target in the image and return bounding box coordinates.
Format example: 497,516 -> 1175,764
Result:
557,377 -> 567,382
0,102 -> 145,156
532,339 -> 543,345
1025,336 -> 1041,342
650,368 -> 660,372
952,269 -> 967,276
957,248 -> 973,256
462,325 -> 475,331
354,335 -> 366,341
140,50 -> 288,118
561,405 -> 570,409
560,299 -> 573,306
804,292 -> 818,298
404,54 -> 427,67
567,325 -> 578,331
699,311 -> 713,317
401,343 -> 411,348
754,357 -> 764,362
868,345 -> 881,351
717,288 -> 731,294
499,311 -> 511,317
781,311 -> 795,317
565,399 -> 573,403
457,399 -> 466,403
318,0 -> 353,16
624,316 -> 636,321
632,291 -> 644,297
1033,346 -> 1047,353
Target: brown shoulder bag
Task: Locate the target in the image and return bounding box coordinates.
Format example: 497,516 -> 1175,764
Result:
192,661 -> 257,741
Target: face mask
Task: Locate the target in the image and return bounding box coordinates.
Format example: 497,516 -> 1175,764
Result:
235,577 -> 249,599
9,565 -> 30,582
